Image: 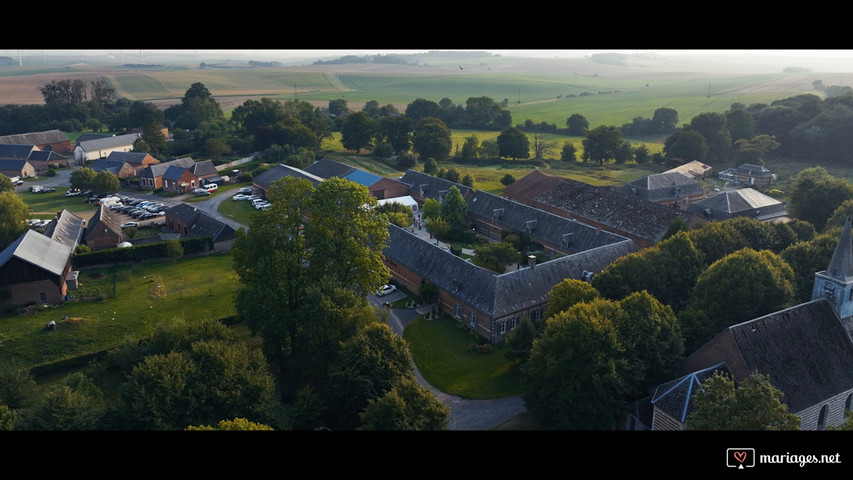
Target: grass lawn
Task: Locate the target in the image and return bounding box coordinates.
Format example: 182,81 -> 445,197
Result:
0,253 -> 240,370
22,187 -> 96,218
404,314 -> 521,399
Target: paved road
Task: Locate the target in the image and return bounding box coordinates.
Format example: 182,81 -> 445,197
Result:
376,294 -> 528,430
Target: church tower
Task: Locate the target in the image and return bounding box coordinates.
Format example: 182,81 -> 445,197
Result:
812,218 -> 853,319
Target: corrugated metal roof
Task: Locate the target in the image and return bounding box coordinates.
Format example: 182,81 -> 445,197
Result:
1,230 -> 72,276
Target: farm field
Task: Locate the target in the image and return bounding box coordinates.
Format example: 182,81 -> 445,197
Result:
0,51 -> 844,133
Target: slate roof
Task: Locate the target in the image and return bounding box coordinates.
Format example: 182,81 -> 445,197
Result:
0,159 -> 32,171
162,165 -> 189,182
43,210 -> 85,248
89,160 -> 127,174
85,204 -> 122,242
0,130 -> 68,145
304,157 -> 356,179
383,225 -> 637,318
76,133 -> 140,152
28,149 -> 69,164
687,188 -> 787,221
106,151 -> 156,166
190,159 -> 217,177
0,144 -> 38,159
533,176 -> 694,243
165,203 -> 235,243
724,299 -> 853,413
399,170 -> 473,201
253,164 -> 323,189
467,190 -> 629,252
0,229 -> 72,276
344,169 -> 382,187
651,363 -> 731,423
140,157 -> 195,178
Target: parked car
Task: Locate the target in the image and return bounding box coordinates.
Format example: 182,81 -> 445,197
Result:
121,221 -> 138,228
254,201 -> 271,210
377,284 -> 397,297
65,188 -> 83,197
238,187 -> 252,194
195,190 -> 211,197
232,194 -> 249,201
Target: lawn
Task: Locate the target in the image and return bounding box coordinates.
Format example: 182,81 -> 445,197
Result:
0,253 -> 240,370
22,187 -> 96,218
404,314 -> 521,399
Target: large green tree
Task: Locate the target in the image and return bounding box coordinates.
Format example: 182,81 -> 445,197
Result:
232,176 -> 389,370
0,191 -> 29,250
359,376 -> 450,430
582,125 -> 624,164
686,372 -> 800,430
679,248 -> 796,352
340,111 -> 376,153
412,117 -> 452,161
439,185 -> 468,239
496,127 -> 530,160
789,166 -> 853,231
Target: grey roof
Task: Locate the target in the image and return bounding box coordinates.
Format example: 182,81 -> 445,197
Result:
253,164 -> 323,189
165,203 -> 235,243
0,159 -> 31,171
190,159 -> 217,177
140,157 -> 195,178
399,170 -> 473,202
726,299 -> 853,412
621,172 -> 704,202
89,160 -> 127,174
162,165 -> 188,182
687,188 -> 787,221
651,363 -> 731,423
43,210 -> 85,248
467,191 -> 630,252
0,229 -> 72,276
733,163 -> 772,176
0,144 -> 38,159
383,225 -> 637,318
106,151 -> 155,165
85,204 -> 122,241
534,177 -> 694,243
0,129 -> 68,145
27,149 -> 69,163
77,133 -> 140,152
304,157 -> 355,179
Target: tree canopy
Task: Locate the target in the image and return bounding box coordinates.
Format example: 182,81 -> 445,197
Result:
686,372 -> 799,430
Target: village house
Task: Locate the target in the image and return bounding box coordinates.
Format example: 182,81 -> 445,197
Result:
101,151 -> 160,176
503,170 -> 699,249
638,219 -> 853,431
164,203 -> 237,251
0,144 -> 68,176
83,204 -> 124,249
138,157 -> 195,190
0,158 -> 36,179
663,160 -> 713,180
252,164 -> 323,198
73,133 -> 141,165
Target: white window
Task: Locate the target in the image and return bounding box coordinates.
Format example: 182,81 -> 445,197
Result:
499,320 -> 506,335
818,405 -> 829,430
454,304 -> 462,319
468,311 -> 476,327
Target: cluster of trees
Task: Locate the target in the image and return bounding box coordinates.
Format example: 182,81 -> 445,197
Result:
231,176 -> 449,430
508,205 -> 853,428
69,166 -> 120,197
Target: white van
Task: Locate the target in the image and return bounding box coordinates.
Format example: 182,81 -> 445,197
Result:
203,183 -> 218,192
99,196 -> 122,207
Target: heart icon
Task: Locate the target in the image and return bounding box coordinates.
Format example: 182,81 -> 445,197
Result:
734,451 -> 747,463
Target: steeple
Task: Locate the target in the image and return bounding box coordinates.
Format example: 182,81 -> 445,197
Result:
812,218 -> 853,318
826,218 -> 853,281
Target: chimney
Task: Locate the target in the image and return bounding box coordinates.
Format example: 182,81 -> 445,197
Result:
528,255 -> 536,269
